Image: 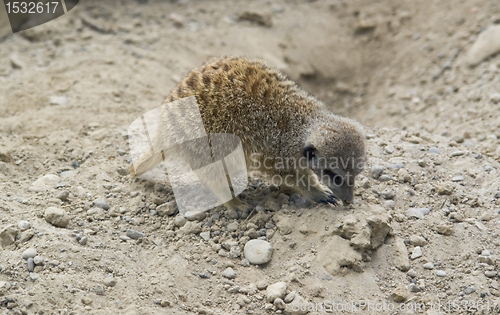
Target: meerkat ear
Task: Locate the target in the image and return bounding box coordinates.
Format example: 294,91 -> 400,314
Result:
303,145 -> 316,161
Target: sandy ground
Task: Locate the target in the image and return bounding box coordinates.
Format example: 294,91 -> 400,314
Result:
1,0 -> 500,314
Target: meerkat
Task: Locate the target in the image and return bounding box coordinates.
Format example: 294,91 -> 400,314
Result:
130,56 -> 366,210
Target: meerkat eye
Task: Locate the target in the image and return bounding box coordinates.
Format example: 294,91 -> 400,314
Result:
303,146 -> 316,160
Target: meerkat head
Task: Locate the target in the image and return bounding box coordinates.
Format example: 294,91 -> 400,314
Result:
303,115 -> 366,204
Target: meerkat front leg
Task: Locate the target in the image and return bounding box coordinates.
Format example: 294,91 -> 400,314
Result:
285,169 -> 338,205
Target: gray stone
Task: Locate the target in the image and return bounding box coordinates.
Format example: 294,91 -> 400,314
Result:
222,267 -> 236,279
27,258 -> 35,272
95,284 -> 105,296
93,198 -> 110,210
407,269 -> 417,278
44,207 -> 70,228
274,298 -> 285,310
18,220 -> 31,231
466,25 -> 500,66
393,237 -> 410,272
423,262 -> 434,270
485,271 -> 497,278
451,176 -> 464,182
244,239 -> 273,265
55,190 -> 70,201
410,235 -> 427,246
436,270 -> 446,277
429,147 -> 440,154
29,174 -> 60,191
0,224 -> 17,247
411,246 -> 422,260
464,287 -> 476,295
284,291 -> 296,303
49,95 -> 68,106
174,215 -> 187,227
22,248 -> 37,260
199,272 -> 210,279
200,231 -> 211,241
378,175 -> 392,182
126,229 -> 145,239
481,249 -> 491,256
103,277 -> 117,287
156,201 -> 177,216
371,165 -> 384,179
33,256 -> 44,266
266,282 -> 287,303
227,222 -> 239,232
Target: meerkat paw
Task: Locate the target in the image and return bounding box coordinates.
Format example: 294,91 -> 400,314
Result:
308,185 -> 339,206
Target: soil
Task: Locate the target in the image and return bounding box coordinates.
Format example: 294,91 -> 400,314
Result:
1,0 -> 500,314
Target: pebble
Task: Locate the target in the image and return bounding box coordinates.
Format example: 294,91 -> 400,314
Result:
284,291 -> 296,303
436,270 -> 446,277
95,284 -> 105,296
22,248 -> 37,260
199,272 -> 210,279
0,225 -> 17,247
428,147 -> 440,154
437,224 -> 453,235
485,271 -> 497,278
256,281 -> 268,290
103,277 -> 117,287
30,273 -> 40,281
410,235 -> 428,246
378,175 -> 392,182
200,231 -> 211,241
174,215 -> 187,227
371,165 -> 384,179
391,286 -> 408,302
49,96 -> 68,106
464,287 -> 476,295
450,151 -> 464,157
33,256 -> 44,266
18,221 -> 31,231
29,174 -> 60,191
10,53 -> 25,69
451,176 -> 464,182
222,267 -> 236,279
423,262 -> 434,270
156,201 -> 177,216
406,208 -> 429,219
81,297 -> 93,305
409,284 -> 422,292
27,258 -> 35,272
490,93 -> 500,104
244,239 -> 273,265
274,298 -> 285,310
411,246 -> 422,260
466,25 -> 500,66
227,222 -> 239,232
481,249 -> 491,256
407,269 -> 417,278
44,207 -> 70,228
266,282 -> 287,303
56,190 -> 70,201
93,198 -> 110,210
78,236 -> 88,245
126,229 -> 145,239
384,200 -> 395,209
